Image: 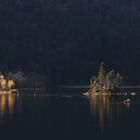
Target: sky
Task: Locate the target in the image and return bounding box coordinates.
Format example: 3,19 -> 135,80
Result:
0,0 -> 140,84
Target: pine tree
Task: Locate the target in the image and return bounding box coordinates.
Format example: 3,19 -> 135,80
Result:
98,62 -> 105,81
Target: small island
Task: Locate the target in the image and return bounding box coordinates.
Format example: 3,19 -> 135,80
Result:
85,62 -> 123,96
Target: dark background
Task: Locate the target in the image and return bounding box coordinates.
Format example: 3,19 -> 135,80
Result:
0,0 -> 140,85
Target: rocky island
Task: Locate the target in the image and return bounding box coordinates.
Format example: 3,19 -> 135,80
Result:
85,62 -> 122,95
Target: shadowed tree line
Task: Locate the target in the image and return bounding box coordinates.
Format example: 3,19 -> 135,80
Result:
0,0 -> 140,84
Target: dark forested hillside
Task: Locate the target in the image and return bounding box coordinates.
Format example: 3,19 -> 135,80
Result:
0,0 -> 140,84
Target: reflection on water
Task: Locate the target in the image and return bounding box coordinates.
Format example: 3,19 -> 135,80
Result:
0,88 -> 138,140
89,95 -> 127,128
0,95 -> 15,117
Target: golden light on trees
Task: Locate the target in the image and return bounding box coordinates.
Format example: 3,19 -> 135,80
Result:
0,73 -> 15,90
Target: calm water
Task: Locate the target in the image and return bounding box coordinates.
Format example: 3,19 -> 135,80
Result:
0,87 -> 140,140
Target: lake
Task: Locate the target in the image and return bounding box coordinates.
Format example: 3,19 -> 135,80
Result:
0,86 -> 140,140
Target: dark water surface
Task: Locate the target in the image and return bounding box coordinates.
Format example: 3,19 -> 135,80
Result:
0,87 -> 140,140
